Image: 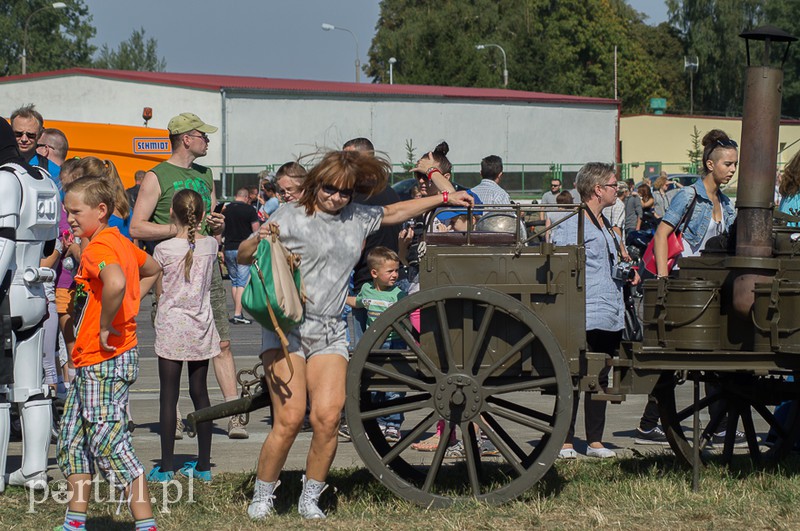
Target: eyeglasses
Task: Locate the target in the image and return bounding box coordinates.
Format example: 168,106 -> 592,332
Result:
185,133 -> 209,142
321,183 -> 354,198
36,143 -> 55,151
14,131 -> 37,140
601,182 -> 619,189
716,139 -> 738,149
550,183 -> 561,188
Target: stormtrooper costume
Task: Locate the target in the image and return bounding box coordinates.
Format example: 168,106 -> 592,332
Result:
0,118 -> 60,492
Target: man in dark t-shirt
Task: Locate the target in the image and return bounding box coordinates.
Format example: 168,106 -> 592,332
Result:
224,187 -> 260,324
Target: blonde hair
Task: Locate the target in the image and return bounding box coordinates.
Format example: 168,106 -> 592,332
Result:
63,157 -> 130,218
171,189 -> 205,282
64,177 -> 115,221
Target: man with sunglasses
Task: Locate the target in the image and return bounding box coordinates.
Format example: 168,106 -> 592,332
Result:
131,112 -> 249,440
10,105 -> 62,196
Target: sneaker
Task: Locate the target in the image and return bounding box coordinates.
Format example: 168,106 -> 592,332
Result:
227,415 -> 249,439
558,447 -> 578,460
175,416 -> 184,440
248,479 -> 280,520
229,315 -> 252,325
444,440 -> 465,459
179,460 -> 212,482
8,470 -> 47,489
338,421 -> 351,440
711,430 -> 755,448
146,466 -> 174,483
481,438 -> 500,456
298,475 -> 328,519
586,446 -> 617,459
384,425 -> 401,443
634,426 -> 670,446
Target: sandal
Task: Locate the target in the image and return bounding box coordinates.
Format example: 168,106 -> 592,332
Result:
411,434 -> 440,452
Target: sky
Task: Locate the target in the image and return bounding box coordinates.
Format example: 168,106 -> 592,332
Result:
84,0 -> 669,83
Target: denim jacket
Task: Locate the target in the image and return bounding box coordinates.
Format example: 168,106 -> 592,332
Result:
662,180 -> 736,249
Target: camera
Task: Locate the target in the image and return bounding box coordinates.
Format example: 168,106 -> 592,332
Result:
612,261 -> 636,282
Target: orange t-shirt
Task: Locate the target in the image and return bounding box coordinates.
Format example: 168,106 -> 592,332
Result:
72,227 -> 148,368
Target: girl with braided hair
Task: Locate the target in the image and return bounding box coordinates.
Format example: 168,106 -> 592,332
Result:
148,189 -> 220,483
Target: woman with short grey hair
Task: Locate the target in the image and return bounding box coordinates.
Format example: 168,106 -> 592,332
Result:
553,161 -> 638,459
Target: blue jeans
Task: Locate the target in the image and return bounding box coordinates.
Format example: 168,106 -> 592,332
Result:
373,337 -> 406,428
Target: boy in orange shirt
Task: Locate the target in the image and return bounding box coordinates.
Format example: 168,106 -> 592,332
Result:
56,177 -> 161,531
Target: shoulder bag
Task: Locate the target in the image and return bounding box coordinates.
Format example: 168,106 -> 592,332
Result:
642,188 -> 697,275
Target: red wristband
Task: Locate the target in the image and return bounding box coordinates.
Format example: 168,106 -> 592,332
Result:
442,191 -> 449,204
426,167 -> 441,180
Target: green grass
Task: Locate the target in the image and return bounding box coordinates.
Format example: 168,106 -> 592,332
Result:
5,455 -> 800,529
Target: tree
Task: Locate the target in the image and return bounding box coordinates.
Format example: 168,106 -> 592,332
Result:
763,0 -> 800,119
366,0 -> 663,114
94,27 -> 166,72
667,0 -> 764,116
0,0 -> 96,76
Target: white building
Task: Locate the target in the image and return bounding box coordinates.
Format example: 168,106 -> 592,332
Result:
0,68 -> 619,193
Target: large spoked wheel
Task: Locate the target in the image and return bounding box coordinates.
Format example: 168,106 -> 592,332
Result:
653,372 -> 800,468
345,285 -> 573,507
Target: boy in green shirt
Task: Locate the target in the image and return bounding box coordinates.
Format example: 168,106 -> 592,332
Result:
346,246 -> 406,441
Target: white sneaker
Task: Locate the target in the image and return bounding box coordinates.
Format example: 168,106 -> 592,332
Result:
586,446 -> 616,459
248,479 -> 279,520
558,447 -> 578,459
8,469 -> 48,489
298,474 -> 328,519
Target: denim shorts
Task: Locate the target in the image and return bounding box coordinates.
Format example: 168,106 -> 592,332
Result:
224,249 -> 251,288
261,314 -> 349,361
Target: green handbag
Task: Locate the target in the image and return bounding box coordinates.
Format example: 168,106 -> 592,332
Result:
242,236 -> 304,336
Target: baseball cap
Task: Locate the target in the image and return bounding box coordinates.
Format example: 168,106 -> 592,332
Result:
435,190 -> 484,223
167,112 -> 218,135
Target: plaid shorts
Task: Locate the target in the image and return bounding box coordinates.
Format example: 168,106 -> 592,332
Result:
56,347 -> 143,488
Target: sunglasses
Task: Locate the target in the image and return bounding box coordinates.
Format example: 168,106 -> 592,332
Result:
14,131 -> 37,140
321,183 -> 354,198
716,139 -> 738,148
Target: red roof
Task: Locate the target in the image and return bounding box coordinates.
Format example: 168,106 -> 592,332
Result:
2,68 -> 618,107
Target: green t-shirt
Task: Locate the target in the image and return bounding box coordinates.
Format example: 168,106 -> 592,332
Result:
150,161 -> 214,234
355,282 -> 406,338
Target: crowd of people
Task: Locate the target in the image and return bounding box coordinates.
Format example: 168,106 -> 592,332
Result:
2,102 -> 769,526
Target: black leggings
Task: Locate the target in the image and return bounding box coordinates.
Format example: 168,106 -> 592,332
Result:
158,357 -> 211,472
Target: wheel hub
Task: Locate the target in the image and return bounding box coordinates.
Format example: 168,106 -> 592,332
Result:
433,373 -> 483,422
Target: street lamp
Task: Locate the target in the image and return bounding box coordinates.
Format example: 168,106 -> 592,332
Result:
684,55 -> 699,115
388,57 -> 397,85
22,2 -> 67,75
321,22 -> 360,83
476,43 -> 508,88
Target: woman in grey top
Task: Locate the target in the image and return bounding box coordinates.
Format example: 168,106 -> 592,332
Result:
552,162 -> 639,459
238,150 -> 473,520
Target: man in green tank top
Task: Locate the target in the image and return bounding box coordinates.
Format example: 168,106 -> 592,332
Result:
131,112 -> 249,439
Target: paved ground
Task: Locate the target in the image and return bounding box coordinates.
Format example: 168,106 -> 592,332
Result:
6,290 -> 758,482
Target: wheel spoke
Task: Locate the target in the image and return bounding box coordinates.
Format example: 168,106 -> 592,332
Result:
475,417 -> 526,476
485,376 -> 558,395
361,393 -> 433,421
390,319 -> 441,377
435,301 -> 457,371
481,332 -> 536,380
422,422 -> 455,493
753,403 -> 789,439
486,395 -> 555,425
674,393 -> 721,423
381,411 -> 436,465
465,304 -> 496,374
482,412 -> 528,462
740,406 -> 761,463
484,403 -> 554,435
363,361 -> 433,392
461,422 -> 482,497
721,409 -> 740,463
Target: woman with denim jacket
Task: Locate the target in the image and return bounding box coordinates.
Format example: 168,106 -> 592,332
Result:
654,129 -> 737,277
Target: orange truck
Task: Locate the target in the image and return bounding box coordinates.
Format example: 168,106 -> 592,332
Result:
47,119 -> 170,188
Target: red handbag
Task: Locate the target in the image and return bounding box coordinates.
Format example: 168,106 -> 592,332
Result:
642,189 -> 697,275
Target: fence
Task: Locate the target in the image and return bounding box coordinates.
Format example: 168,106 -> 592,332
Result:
211,161 -> 715,200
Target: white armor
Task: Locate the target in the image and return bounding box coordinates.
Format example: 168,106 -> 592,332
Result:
0,161 -> 60,492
